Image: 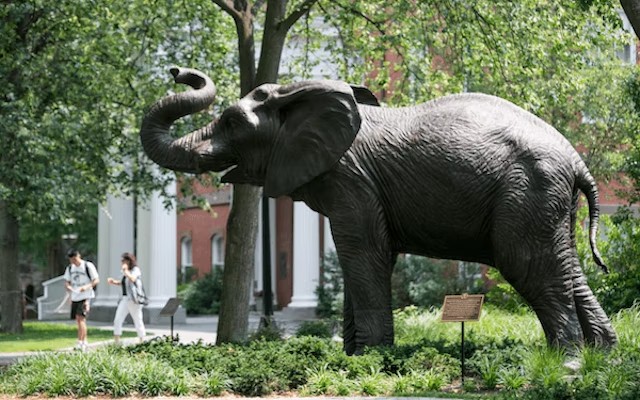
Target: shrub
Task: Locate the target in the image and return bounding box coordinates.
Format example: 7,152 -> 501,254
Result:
577,206 -> 640,314
248,323 -> 284,342
181,266 -> 224,315
393,256 -> 486,308
402,346 -> 460,380
355,368 -> 390,395
317,252 -> 488,319
4,307 -> 640,398
498,366 -> 527,392
295,319 -> 334,338
315,251 -> 344,319
301,365 -> 354,396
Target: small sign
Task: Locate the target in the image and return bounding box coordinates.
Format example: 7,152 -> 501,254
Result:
159,297 -> 181,317
441,294 -> 484,322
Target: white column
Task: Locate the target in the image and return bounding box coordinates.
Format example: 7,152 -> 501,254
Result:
254,201 -> 263,301
94,196 -> 134,307
323,217 -> 336,255
95,203 -> 110,305
288,202 -> 320,308
137,182 -> 177,305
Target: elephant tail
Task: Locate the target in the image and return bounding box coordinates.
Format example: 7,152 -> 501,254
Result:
576,166 -> 609,274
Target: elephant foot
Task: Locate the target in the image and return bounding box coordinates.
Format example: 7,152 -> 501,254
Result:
345,309 -> 394,355
582,321 -> 617,348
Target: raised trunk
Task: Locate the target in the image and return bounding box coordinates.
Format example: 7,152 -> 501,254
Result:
0,200 -> 23,333
140,68 -> 217,173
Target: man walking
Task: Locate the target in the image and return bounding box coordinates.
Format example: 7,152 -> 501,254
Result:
64,249 -> 99,351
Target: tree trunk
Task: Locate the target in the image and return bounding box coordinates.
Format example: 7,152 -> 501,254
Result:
216,184 -> 262,343
0,200 -> 23,333
214,0 -> 314,343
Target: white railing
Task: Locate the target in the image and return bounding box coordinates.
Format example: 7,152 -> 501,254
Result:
37,275 -> 70,320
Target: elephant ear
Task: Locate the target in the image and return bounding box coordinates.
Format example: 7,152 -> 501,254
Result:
264,80 -> 361,197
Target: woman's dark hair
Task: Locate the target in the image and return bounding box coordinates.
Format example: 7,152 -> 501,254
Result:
121,252 -> 137,268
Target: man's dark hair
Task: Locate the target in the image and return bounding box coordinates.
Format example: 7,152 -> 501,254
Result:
67,249 -> 80,258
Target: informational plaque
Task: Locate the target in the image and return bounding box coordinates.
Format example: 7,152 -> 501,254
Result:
441,294 -> 484,322
159,297 -> 182,340
159,297 -> 181,317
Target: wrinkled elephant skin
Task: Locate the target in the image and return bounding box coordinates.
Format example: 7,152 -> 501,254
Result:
140,67 -> 617,355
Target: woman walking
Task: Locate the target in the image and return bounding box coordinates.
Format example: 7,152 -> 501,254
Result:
107,252 -> 146,344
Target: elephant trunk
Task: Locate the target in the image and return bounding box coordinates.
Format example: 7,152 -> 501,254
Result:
140,67 -> 217,173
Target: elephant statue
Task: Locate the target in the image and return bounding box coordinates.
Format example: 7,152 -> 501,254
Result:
140,67 -> 617,355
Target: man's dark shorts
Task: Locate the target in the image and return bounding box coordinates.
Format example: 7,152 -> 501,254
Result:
70,300 -> 89,319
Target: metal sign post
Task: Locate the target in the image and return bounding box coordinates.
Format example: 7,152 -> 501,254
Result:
441,293 -> 485,386
159,297 -> 182,340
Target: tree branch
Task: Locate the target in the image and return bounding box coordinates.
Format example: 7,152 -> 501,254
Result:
331,1 -> 387,36
281,0 -> 318,32
211,0 -> 242,21
251,0 -> 266,15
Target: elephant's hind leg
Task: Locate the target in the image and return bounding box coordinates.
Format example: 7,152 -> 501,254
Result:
493,210 -> 583,347
498,250 -> 583,348
571,262 -> 617,346
568,193 -> 616,347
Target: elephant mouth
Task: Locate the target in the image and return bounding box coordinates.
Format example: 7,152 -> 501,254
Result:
219,165 -> 259,185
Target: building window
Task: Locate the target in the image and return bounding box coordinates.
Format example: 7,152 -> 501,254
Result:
181,236 -> 193,283
617,9 -> 637,65
211,234 -> 224,269
181,236 -> 192,267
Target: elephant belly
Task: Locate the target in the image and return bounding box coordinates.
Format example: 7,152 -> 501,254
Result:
394,223 -> 494,265
385,191 -> 496,265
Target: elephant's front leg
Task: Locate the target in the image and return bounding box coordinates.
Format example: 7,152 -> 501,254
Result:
330,214 -> 397,355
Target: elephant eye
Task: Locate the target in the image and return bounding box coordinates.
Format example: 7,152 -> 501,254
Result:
252,88 -> 269,102
224,115 -> 242,130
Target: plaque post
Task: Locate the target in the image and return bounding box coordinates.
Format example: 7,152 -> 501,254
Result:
159,297 -> 182,340
441,293 -> 484,387
461,321 -> 465,385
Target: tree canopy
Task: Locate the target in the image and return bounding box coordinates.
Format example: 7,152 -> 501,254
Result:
0,0 -> 238,332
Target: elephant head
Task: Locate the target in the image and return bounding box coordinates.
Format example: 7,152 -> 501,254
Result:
140,67 -> 370,197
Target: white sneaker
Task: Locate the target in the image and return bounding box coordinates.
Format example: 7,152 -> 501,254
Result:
74,341 -> 83,351
81,342 -> 88,352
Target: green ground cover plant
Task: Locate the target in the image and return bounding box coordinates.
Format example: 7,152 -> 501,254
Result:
1,306 -> 639,399
0,322 -> 139,352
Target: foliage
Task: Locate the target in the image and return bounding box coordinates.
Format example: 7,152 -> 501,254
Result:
317,251 -> 489,320
484,268 -> 529,313
315,251 -> 344,319
623,66 -> 640,203
307,0 -> 631,177
181,266 -> 224,315
0,0 -> 239,228
576,205 -> 640,314
295,320 -> 334,338
2,306 -> 640,398
0,0 -> 239,331
247,323 -> 284,343
393,256 -> 486,309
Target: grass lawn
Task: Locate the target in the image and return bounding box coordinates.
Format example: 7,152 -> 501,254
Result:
0,321 -> 140,353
